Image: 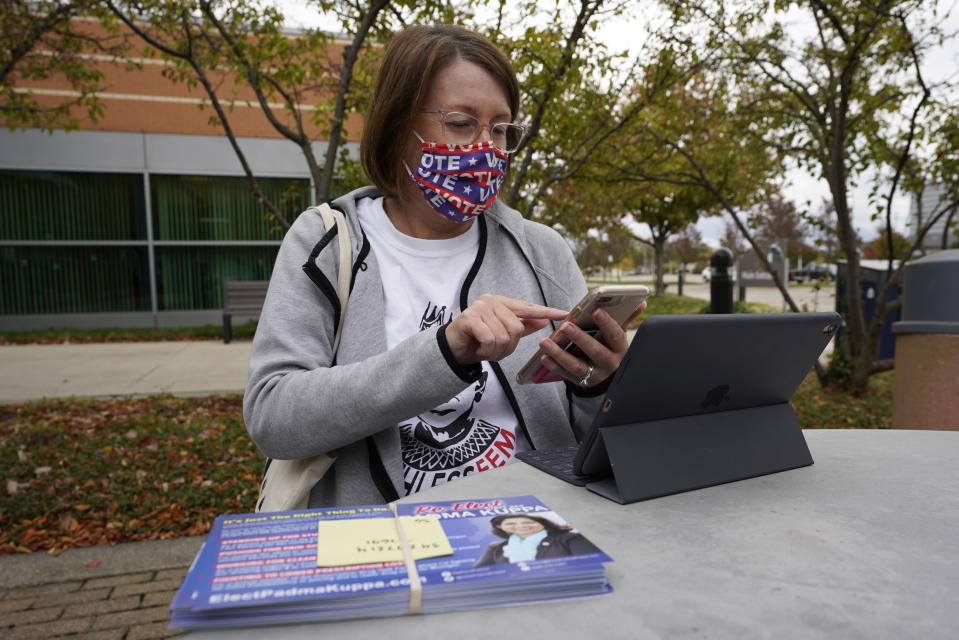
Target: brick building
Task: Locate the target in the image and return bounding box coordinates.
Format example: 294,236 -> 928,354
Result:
1,18 -> 360,330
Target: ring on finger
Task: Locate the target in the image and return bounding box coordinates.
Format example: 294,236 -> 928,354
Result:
578,362 -> 595,387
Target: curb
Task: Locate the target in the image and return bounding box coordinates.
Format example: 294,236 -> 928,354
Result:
0,536 -> 205,589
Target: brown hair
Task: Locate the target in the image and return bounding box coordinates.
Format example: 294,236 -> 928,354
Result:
488,514 -> 572,539
360,25 -> 520,199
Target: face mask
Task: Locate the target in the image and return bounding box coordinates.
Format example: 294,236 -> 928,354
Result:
406,132 -> 508,223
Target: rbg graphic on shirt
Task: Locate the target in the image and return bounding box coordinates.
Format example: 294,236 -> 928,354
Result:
400,302 -> 521,495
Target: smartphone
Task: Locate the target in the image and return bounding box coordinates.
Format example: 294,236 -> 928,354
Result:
515,284 -> 650,385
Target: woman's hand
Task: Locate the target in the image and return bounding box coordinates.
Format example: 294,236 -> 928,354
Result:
536,301 -> 646,388
445,294 -> 569,365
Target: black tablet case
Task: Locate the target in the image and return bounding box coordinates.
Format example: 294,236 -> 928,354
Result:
576,312 -> 840,504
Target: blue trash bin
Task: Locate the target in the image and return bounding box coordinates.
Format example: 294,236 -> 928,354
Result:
835,260 -> 901,360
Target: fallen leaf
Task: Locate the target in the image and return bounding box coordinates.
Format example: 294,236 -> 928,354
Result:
34,467 -> 52,476
7,480 -> 18,495
85,558 -> 102,568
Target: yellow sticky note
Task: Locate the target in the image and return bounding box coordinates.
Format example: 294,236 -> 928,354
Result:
316,515 -> 453,566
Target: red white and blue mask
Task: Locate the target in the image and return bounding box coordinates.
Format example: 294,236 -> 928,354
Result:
406,132 -> 508,223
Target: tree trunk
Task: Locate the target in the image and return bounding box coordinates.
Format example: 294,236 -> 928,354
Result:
653,236 -> 667,297
849,330 -> 881,396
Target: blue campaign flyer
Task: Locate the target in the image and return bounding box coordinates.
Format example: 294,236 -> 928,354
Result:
171,495 -> 612,626
183,504 -> 414,613
397,495 -> 612,585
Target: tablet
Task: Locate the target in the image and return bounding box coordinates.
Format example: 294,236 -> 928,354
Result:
572,311 -> 840,476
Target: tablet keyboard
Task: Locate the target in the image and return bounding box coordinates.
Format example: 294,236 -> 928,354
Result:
516,447 -> 605,486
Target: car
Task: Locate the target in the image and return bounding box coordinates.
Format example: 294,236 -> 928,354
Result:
789,268 -> 805,283
803,264 -> 836,282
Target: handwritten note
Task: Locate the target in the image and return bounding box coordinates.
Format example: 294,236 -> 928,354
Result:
316,515 -> 453,566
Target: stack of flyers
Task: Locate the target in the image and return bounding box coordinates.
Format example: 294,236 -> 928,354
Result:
170,495 -> 612,629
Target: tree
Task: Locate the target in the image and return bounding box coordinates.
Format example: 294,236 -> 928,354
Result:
593,70 -> 778,296
720,220 -> 749,259
806,198 -> 847,263
2,1 -> 124,131
668,224 -> 709,267
541,157 -> 717,297
660,0 -> 959,394
862,230 -> 911,260
751,195 -> 808,265
490,1 -> 701,220
575,225 -> 640,278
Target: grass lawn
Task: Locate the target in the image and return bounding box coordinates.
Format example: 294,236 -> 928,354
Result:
623,291 -> 776,322
1,395 -> 257,555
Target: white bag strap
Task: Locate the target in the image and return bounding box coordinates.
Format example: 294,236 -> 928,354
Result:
254,203 -> 351,514
315,203 -> 351,355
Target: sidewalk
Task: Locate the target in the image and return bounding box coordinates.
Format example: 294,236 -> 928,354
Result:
1,339 -> 251,639
0,536 -> 205,639
0,340 -> 251,404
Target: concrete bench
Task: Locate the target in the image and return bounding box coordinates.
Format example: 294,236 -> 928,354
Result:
222,280 -> 268,343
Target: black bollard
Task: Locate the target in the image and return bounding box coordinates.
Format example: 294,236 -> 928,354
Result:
678,269 -> 684,296
710,248 -> 734,314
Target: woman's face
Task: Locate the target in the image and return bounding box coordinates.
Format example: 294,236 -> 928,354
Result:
498,517 -> 545,538
403,58 -> 512,175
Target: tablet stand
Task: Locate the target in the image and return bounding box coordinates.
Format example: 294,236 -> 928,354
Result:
584,403 -> 813,504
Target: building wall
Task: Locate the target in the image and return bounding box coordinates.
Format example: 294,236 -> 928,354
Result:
10,18 -> 362,141
0,129 -> 360,331
1,19 -> 366,331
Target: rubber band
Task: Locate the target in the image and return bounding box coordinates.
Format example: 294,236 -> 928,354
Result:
390,504 -> 422,614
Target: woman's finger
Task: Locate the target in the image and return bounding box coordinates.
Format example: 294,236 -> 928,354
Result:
538,304 -> 639,386
498,297 -> 569,322
591,308 -> 631,357
536,334 -> 596,385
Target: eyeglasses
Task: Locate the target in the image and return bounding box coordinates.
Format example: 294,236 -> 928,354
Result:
421,109 -> 528,154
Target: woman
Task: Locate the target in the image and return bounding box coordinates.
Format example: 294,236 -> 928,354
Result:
244,25 -> 640,508
474,515 -> 601,566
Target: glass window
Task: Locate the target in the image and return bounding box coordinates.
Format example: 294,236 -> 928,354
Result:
0,246 -> 150,314
154,246 -> 279,310
0,170 -> 146,241
151,175 -> 309,241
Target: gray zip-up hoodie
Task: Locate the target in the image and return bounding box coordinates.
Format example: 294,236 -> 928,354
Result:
244,186 -> 605,507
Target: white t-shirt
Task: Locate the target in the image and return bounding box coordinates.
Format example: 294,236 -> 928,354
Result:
357,197 -> 530,496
